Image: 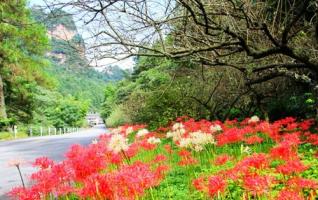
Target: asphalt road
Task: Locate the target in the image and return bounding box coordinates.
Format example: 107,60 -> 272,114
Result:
0,125 -> 107,198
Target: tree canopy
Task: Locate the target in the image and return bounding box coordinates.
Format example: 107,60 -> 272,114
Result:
0,2 -> 127,130
0,0 -> 50,123
72,0 -> 317,126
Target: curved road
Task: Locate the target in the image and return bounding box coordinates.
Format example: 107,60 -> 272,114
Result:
0,125 -> 107,198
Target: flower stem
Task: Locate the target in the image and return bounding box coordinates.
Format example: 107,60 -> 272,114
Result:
121,150 -> 131,164
149,187 -> 155,200
16,165 -> 25,188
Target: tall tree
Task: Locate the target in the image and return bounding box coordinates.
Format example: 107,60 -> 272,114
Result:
0,0 -> 49,120
46,0 -> 318,116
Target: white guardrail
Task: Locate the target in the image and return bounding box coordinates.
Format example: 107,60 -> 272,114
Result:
12,126 -> 80,139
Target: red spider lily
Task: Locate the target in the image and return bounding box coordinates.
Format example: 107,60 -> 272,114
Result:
298,119 -> 314,131
79,161 -> 165,200
184,119 -> 213,133
98,134 -> 112,144
54,184 -> 74,196
224,119 -> 238,127
178,149 -> 198,166
242,174 -> 273,196
287,177 -> 318,190
236,153 -> 269,172
139,138 -> 157,150
275,117 -> 297,126
216,154 -> 269,182
178,156 -> 198,166
32,157 -> 54,169
170,118 -> 217,136
178,149 -> 192,157
244,135 -> 264,145
219,168 -> 239,180
254,121 -> 271,133
286,122 -> 299,131
125,142 -> 140,158
150,131 -> 166,139
306,133 -> 318,145
163,144 -> 173,154
192,177 -> 206,191
110,161 -> 163,199
107,152 -> 123,165
276,159 -> 308,175
207,175 -> 227,197
153,154 -> 167,163
154,164 -> 170,179
214,154 -> 231,166
276,189 -> 305,200
30,161 -> 73,196
8,186 -> 41,200
216,128 -> 245,146
267,127 -> 281,142
65,144 -> 108,181
79,174 -> 113,199
281,132 -> 302,146
156,126 -> 169,133
270,143 -> 298,161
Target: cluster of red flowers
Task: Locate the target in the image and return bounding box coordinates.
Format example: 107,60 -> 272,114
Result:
80,161 -> 165,199
9,125 -> 169,200
8,116 -> 318,200
187,117 -> 318,199
168,116 -> 318,147
177,149 -> 198,166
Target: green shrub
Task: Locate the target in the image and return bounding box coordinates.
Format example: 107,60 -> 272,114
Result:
106,105 -> 131,127
0,131 -> 28,141
0,118 -> 16,130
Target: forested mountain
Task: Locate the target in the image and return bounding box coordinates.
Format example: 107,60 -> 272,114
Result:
0,1 -> 127,131
31,7 -> 127,110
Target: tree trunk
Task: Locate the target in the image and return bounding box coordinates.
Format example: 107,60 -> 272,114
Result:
0,74 -> 7,119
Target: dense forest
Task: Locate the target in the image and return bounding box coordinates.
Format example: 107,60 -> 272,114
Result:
2,0 -> 315,132
0,1 -> 126,136
97,0 -> 318,129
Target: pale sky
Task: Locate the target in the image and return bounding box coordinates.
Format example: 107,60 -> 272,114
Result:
29,0 -> 45,6
28,0 -> 135,70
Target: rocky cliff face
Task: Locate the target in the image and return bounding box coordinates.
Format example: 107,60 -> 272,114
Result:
48,24 -> 76,41
48,25 -> 86,63
31,7 -> 126,77
32,7 -> 86,64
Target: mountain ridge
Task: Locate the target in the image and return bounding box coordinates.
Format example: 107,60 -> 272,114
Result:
30,7 -> 127,110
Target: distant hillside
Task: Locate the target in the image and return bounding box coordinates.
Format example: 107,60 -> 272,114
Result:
31,7 -> 127,110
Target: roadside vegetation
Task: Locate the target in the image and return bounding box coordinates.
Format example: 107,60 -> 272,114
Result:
0,132 -> 28,141
9,116 -> 318,199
